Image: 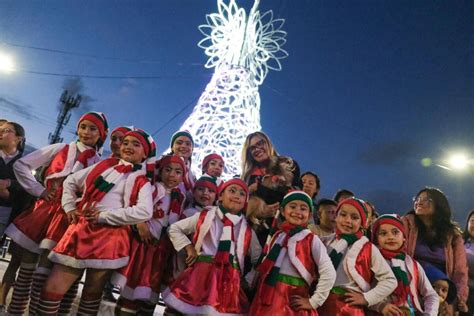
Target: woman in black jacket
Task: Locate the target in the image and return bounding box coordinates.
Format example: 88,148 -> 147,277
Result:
0,121 -> 34,311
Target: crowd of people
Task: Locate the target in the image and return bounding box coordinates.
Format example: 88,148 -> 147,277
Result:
0,113 -> 472,316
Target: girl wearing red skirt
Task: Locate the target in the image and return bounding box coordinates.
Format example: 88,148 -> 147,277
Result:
164,130 -> 196,196
5,111 -> 108,315
114,154 -> 186,315
369,214 -> 439,315
162,178 -> 262,315
249,191 -> 336,315
37,129 -> 156,315
318,198 -> 397,316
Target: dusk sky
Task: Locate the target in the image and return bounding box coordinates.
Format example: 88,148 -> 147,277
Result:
0,1 -> 472,222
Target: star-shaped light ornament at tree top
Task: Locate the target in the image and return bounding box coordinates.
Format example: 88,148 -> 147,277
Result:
176,0 -> 287,178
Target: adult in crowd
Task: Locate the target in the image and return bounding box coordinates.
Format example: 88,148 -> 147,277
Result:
402,187 -> 468,314
300,171 -> 320,224
462,210 -> 474,315
240,131 -> 300,245
0,121 -> 32,234
0,121 -> 34,312
308,198 -> 337,237
301,171 -> 320,201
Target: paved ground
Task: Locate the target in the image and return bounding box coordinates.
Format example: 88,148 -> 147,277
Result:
0,257 -> 165,315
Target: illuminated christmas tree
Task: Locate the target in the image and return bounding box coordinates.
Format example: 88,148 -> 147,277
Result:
179,0 -> 287,177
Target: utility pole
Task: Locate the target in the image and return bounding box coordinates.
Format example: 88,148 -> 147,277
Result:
49,90 -> 82,144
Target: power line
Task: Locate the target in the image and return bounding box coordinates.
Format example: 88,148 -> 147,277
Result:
0,40 -> 203,66
20,69 -> 210,80
150,95 -> 201,136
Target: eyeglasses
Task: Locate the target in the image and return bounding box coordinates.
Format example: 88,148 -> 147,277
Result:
0,128 -> 15,134
412,196 -> 433,205
249,139 -> 266,152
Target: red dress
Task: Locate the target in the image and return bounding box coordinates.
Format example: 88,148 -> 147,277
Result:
49,158 -> 152,270
249,230 -> 324,316
317,292 -> 365,316
6,178 -> 66,253
113,233 -> 174,304
162,208 -> 254,315
113,185 -> 185,304
49,216 -> 131,269
250,281 -> 318,316
162,260 -> 249,315
5,143 -> 98,253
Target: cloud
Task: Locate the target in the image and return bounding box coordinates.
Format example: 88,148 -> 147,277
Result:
62,76 -> 84,96
61,77 -> 96,114
358,139 -> 420,165
0,96 -> 42,121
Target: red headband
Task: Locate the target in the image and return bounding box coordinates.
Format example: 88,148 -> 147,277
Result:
111,126 -> 131,136
218,178 -> 249,199
371,214 -> 406,242
194,177 -> 218,193
78,112 -> 108,144
160,155 -> 186,173
337,198 -> 368,227
124,131 -> 150,157
201,153 -> 224,172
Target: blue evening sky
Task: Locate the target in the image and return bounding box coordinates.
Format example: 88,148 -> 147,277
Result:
0,1 -> 472,222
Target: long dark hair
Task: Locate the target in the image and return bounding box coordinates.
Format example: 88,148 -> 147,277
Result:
6,121 -> 26,154
413,187 -> 460,246
463,210 -> 474,244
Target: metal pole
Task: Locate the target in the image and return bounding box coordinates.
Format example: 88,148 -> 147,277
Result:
48,89 -> 82,144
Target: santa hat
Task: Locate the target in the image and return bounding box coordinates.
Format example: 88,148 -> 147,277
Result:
170,130 -> 194,148
194,176 -> 218,193
336,197 -> 368,227
111,126 -> 132,136
201,153 -> 224,173
280,190 -> 314,212
218,178 -> 249,201
124,128 -> 156,181
371,214 -> 406,243
77,111 -> 109,148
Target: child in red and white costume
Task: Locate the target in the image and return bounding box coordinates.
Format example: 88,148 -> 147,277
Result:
5,111 -> 108,315
201,153 -> 224,187
249,191 -> 336,315
102,125 -> 133,303
162,178 -> 262,315
167,130 -> 196,195
170,175 -> 218,298
318,197 -> 397,316
37,128 -> 156,315
110,126 -> 132,158
114,154 -> 187,315
183,176 -> 218,218
370,214 -> 438,316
